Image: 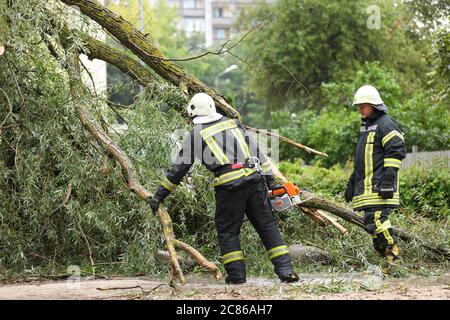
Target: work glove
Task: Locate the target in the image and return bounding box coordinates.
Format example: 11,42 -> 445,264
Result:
344,174 -> 354,202
149,185 -> 170,214
378,167 -> 397,199
264,175 -> 282,190
149,195 -> 162,214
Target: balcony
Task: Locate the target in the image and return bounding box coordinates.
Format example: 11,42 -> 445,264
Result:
181,8 -> 205,17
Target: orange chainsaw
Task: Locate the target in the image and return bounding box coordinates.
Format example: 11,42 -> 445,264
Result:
268,181 -> 302,212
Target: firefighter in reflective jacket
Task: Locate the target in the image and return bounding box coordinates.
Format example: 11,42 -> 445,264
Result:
345,85 -> 406,262
149,93 -> 299,284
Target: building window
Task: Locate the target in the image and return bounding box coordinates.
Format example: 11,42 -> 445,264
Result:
214,28 -> 228,40
183,0 -> 202,9
183,18 -> 205,32
213,7 -> 224,18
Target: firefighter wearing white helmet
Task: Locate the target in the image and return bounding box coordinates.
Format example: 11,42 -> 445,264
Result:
346,85 -> 406,263
150,92 -> 299,284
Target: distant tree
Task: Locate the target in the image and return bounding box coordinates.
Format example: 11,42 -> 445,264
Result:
238,0 -> 429,114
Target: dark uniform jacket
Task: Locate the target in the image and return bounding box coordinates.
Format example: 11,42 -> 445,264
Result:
155,116 -> 274,199
351,112 -> 406,211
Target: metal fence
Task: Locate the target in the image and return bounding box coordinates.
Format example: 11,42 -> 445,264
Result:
401,146 -> 450,169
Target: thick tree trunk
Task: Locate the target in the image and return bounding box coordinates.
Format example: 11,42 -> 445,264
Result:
59,25 -> 156,86
58,0 -> 240,119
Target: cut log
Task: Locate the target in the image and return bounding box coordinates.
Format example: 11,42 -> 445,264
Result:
289,244 -> 334,265
317,209 -> 348,235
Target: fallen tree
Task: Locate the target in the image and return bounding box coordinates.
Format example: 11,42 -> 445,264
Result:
1,0 -> 447,287
55,0 -> 449,264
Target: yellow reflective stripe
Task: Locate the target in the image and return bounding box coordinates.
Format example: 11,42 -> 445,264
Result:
364,132 -> 375,193
352,192 -> 399,201
268,245 -> 289,260
382,130 -> 404,147
385,229 -> 394,245
353,194 -> 399,204
161,177 -> 177,192
385,158 -> 401,164
213,168 -> 257,187
373,211 -> 395,245
374,211 -> 382,230
223,251 -> 243,259
261,161 -> 272,168
375,219 -> 394,245
374,211 -> 393,244
384,158 -> 401,168
261,162 -> 273,174
352,199 -> 400,209
384,163 -> 400,168
261,162 -> 272,170
205,136 -> 229,165
223,251 -> 244,264
384,163 -> 401,168
354,198 -> 400,205
268,245 -> 287,254
200,119 -> 237,140
231,128 -> 251,158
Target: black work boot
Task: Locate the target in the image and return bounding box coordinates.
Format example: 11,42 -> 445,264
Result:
225,276 -> 246,285
279,272 -> 299,283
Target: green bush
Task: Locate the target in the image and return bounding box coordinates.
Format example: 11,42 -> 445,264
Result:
400,160 -> 449,220
279,160 -> 351,196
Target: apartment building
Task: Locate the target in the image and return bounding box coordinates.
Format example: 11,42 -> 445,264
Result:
109,0 -> 265,46
177,0 -> 260,46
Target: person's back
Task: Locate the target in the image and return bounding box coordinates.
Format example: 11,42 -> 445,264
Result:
150,93 -> 299,284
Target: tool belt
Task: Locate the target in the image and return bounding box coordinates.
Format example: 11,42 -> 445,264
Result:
214,157 -> 261,177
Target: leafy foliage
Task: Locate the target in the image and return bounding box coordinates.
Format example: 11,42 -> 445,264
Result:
0,0 -> 448,281
239,0 -> 428,111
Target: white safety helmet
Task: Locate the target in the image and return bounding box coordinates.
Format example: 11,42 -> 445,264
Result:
353,85 -> 388,112
186,93 -> 216,118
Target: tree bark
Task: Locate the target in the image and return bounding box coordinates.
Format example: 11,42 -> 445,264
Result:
59,25 -> 156,86
58,0 -> 240,120
174,240 -> 222,281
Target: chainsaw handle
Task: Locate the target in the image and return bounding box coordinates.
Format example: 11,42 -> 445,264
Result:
269,186 -> 287,197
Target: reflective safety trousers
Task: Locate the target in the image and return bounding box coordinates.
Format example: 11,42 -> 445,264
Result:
351,113 -> 406,211
157,117 -> 274,198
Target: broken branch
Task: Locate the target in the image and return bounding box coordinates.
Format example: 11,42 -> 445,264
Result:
245,125 -> 328,157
